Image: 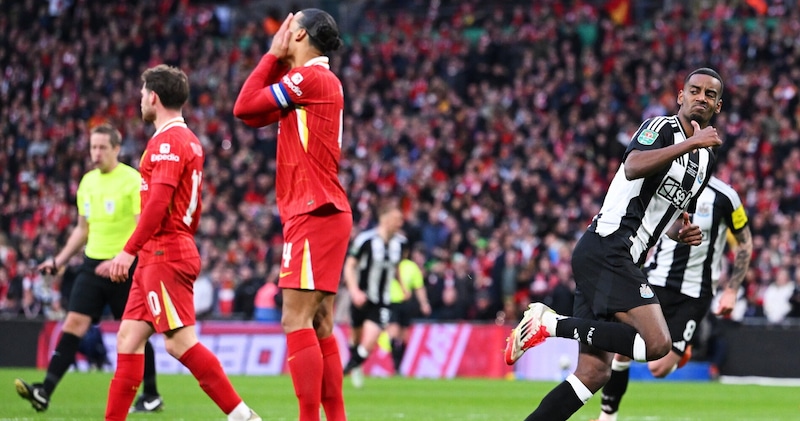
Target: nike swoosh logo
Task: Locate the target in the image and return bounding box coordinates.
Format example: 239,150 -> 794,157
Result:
143,398 -> 162,411
33,388 -> 47,404
279,271 -> 293,278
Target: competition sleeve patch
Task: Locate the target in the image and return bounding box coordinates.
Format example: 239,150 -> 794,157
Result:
637,129 -> 658,145
731,204 -> 748,230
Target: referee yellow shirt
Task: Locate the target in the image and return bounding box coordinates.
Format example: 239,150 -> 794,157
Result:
77,163 -> 141,260
390,259 -> 424,304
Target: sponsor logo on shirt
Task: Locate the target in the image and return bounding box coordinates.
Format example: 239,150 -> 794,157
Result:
151,153 -> 181,162
140,179 -> 149,191
657,176 -> 692,209
159,143 -> 171,154
282,74 -> 304,97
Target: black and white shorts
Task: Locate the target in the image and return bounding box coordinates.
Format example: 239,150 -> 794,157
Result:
350,301 -> 391,329
651,285 -> 712,356
571,231 -> 660,321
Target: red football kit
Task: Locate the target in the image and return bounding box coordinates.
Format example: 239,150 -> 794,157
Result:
123,117 -> 205,332
235,54 -> 352,293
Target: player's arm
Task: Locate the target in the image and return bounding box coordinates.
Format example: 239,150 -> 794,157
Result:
625,120 -> 721,180
40,215 -> 89,274
233,53 -> 288,127
413,279 -> 432,317
123,182 -> 174,257
344,255 -> 367,307
717,226 -> 753,316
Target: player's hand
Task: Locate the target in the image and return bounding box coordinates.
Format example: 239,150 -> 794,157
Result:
108,251 -> 136,283
95,260 -> 112,278
677,212 -> 703,246
420,301 -> 432,317
350,289 -> 367,308
37,257 -> 59,276
689,120 -> 722,149
715,287 -> 737,317
267,13 -> 294,60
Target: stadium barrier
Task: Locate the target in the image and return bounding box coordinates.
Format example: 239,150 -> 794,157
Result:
0,319 -> 795,381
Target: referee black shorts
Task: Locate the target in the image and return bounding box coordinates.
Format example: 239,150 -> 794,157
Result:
350,301 -> 391,329
651,284 -> 712,356
389,300 -> 414,327
67,256 -> 136,323
571,231 -> 660,321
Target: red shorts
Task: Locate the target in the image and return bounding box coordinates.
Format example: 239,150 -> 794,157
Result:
279,209 -> 352,293
123,258 -> 200,333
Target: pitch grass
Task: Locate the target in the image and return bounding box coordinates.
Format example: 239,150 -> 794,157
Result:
1,368 -> 798,420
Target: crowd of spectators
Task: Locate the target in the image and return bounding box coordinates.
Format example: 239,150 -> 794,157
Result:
2,0 -> 800,327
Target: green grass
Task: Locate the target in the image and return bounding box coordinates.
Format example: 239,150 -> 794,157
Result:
1,368 -> 799,420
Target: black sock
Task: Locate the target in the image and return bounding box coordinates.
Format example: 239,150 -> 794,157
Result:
390,338 -> 405,373
43,332 -> 82,395
555,317 -> 639,357
524,380 -> 586,421
142,341 -> 159,396
600,364 -> 630,414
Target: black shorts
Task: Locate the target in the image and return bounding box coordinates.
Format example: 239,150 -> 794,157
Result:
350,301 -> 391,329
652,285 -> 712,356
571,231 -> 660,320
389,300 -> 414,327
67,256 -> 136,323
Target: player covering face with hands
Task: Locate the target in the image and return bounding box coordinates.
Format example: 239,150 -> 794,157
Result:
234,9 -> 352,421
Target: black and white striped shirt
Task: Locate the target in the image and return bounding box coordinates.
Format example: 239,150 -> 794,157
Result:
349,228 -> 407,306
644,177 -> 748,298
589,115 -> 715,266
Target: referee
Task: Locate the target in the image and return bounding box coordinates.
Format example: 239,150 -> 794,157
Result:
343,205 -> 407,385
15,124 -> 162,413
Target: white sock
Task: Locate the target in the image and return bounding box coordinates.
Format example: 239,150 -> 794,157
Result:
227,401 -> 251,421
632,334 -> 647,362
598,411 -> 618,421
357,345 -> 369,359
565,374 -> 594,404
611,358 -> 631,372
541,310 -> 561,336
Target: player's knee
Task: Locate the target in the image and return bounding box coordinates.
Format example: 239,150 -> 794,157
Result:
62,313 -> 92,336
646,335 -> 672,361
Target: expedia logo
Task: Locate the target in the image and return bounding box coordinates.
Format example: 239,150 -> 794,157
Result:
282,74 -> 304,97
151,153 -> 180,162
657,176 -> 691,209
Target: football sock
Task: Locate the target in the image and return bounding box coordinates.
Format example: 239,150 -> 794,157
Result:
524,374 -> 592,420
599,359 -> 631,415
391,338 -> 405,373
555,318 -> 641,359
105,353 -> 144,421
319,335 -> 346,421
179,343 -> 242,414
142,341 -> 159,396
227,401 -> 255,421
43,332 -> 81,395
287,328 -> 323,421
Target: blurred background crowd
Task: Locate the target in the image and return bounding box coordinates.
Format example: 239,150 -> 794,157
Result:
2,0 -> 800,328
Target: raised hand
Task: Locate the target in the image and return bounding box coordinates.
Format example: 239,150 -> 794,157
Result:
268,13 -> 294,61
690,120 -> 722,149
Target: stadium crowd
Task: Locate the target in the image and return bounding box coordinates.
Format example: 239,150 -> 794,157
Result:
2,0 -> 800,328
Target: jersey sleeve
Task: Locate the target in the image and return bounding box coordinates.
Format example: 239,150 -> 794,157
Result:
623,118 -> 674,160
722,192 -> 749,234
348,232 -> 370,258
76,176 -> 87,217
131,171 -> 142,216
148,132 -> 185,187
233,54 -> 288,128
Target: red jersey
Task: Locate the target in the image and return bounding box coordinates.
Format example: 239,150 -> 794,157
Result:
137,118 -> 204,266
234,54 -> 351,220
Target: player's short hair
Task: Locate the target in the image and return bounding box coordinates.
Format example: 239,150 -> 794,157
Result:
141,64 -> 190,110
298,8 -> 342,54
90,124 -> 122,147
685,67 -> 724,96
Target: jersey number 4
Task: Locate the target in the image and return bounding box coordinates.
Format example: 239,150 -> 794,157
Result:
183,169 -> 202,226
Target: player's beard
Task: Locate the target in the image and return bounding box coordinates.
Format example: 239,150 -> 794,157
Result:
142,106 -> 156,123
